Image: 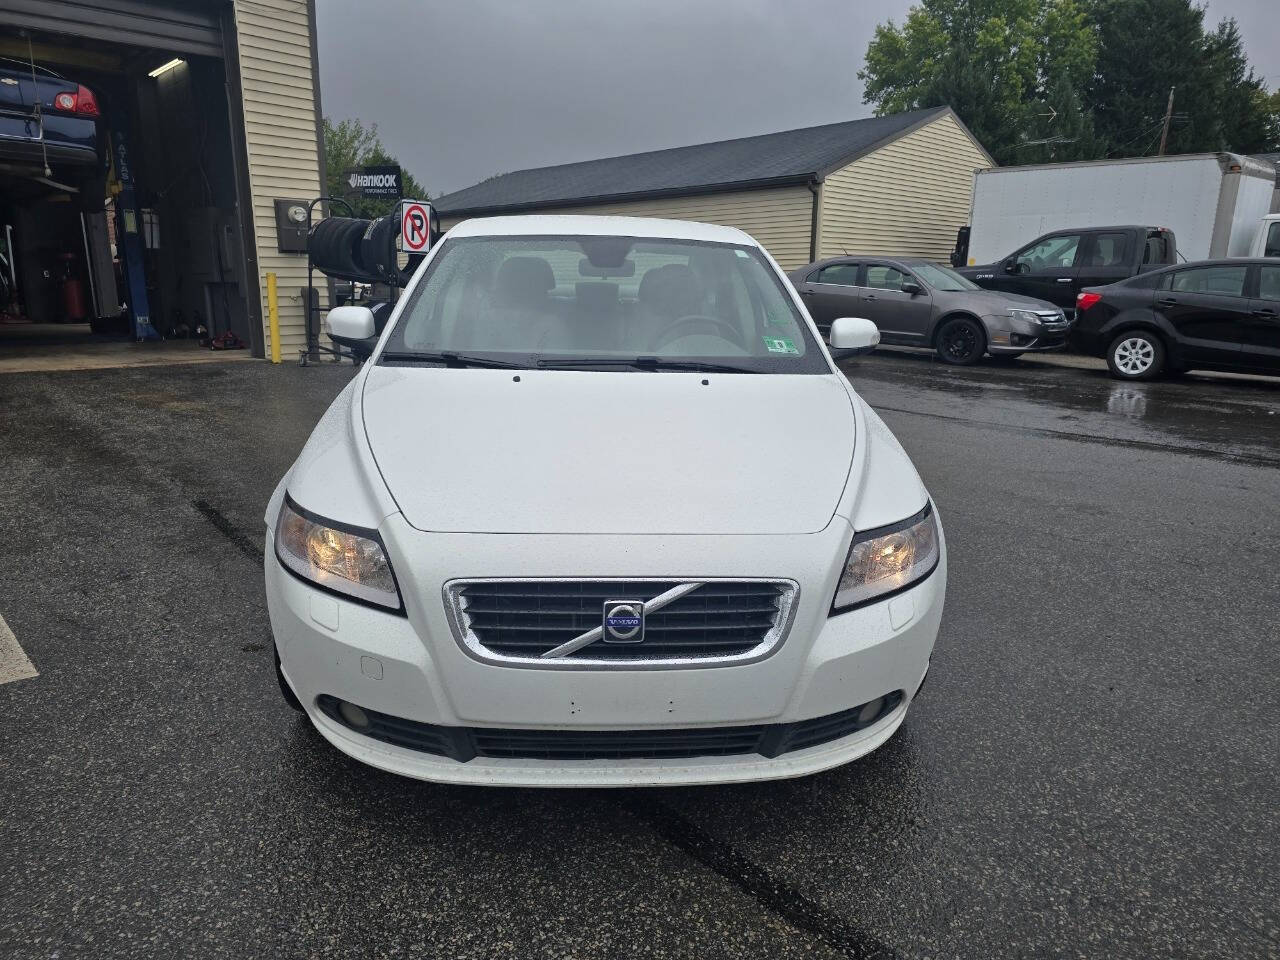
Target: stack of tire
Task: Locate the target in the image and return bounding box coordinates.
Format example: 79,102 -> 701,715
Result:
308,214 -> 422,286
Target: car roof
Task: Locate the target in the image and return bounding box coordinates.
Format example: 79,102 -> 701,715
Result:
794,255 -> 946,270
1036,225 -> 1167,233
446,214 -> 757,246
1113,257 -> 1276,282
1151,257 -> 1276,270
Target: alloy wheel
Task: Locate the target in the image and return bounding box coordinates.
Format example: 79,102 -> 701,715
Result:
943,324 -> 978,362
1113,337 -> 1155,376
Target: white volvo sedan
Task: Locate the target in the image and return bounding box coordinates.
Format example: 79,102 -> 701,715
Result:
265,215 -> 945,787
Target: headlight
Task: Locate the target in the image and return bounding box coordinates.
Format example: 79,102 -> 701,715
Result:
831,504 -> 940,614
1008,308 -> 1043,326
274,498 -> 402,612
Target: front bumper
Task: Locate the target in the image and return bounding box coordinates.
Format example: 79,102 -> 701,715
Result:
985,314 -> 1072,353
266,514 -> 945,787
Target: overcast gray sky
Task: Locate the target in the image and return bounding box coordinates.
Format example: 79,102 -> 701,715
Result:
316,0 -> 1280,198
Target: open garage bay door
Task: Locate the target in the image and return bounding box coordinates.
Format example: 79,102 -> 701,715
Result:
0,1 -> 223,60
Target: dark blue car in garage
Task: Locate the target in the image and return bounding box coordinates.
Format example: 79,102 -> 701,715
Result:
0,56 -> 101,171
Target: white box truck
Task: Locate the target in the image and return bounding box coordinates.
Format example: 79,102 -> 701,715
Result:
961,153 -> 1276,265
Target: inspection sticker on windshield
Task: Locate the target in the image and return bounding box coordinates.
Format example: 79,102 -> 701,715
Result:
763,336 -> 799,354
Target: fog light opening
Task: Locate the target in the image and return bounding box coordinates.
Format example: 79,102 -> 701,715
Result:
338,700 -> 372,731
856,697 -> 885,726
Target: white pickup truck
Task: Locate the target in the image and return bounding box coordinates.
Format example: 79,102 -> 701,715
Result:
1247,214 -> 1280,258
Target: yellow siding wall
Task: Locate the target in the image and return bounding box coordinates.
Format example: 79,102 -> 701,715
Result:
817,113 -> 992,262
440,185 -> 815,270
232,0 -> 323,360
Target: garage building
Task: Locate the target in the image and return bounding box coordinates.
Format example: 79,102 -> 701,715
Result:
434,107 -> 993,270
0,0 -> 323,363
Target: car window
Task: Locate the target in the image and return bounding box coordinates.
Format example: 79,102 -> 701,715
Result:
1258,265 -> 1280,302
1167,265 -> 1248,297
1090,233 -> 1129,268
1143,233 -> 1171,264
1015,234 -> 1082,272
864,265 -> 908,291
385,234 -> 829,373
815,263 -> 860,286
1265,223 -> 1280,259
913,262 -> 979,291
1125,271 -> 1164,289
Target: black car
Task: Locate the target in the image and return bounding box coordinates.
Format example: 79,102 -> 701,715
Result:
956,225 -> 1176,315
1072,259 -> 1280,380
0,57 -> 101,170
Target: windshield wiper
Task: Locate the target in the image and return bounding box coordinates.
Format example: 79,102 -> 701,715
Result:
536,356 -> 756,374
380,350 -> 525,369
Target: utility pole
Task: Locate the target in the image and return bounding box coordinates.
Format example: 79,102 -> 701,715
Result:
1157,87 -> 1175,156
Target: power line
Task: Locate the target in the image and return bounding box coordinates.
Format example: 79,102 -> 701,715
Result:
1105,118 -> 1168,157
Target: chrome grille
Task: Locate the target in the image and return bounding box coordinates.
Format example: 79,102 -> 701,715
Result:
444,579 -> 797,668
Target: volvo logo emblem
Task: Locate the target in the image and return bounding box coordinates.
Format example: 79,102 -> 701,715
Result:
602,599 -> 644,643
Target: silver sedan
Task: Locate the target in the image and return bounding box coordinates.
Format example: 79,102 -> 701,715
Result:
789,256 -> 1071,364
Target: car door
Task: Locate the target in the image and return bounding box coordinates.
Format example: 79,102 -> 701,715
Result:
1006,232 -> 1084,309
794,261 -> 861,337
1075,231 -> 1133,295
1156,264 -> 1251,365
1244,264 -> 1280,370
859,262 -> 932,344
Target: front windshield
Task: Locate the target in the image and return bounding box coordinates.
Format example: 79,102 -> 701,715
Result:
382,234 -> 829,373
913,262 -> 979,292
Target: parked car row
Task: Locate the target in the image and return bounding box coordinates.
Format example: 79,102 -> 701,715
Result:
788,221 -> 1280,382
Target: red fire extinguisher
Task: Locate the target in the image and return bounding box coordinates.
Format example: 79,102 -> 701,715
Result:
58,252 -> 87,322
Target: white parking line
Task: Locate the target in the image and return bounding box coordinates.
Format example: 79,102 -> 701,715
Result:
0,614 -> 38,685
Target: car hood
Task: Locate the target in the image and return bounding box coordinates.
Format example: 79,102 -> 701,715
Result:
941,286 -> 1061,312
360,366 -> 856,535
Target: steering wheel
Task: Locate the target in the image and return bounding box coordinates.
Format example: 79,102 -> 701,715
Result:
651,315 -> 747,352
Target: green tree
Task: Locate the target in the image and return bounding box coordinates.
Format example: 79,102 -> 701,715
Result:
1088,0 -> 1272,155
861,0 -> 1278,163
322,117 -> 428,218
859,0 -> 1098,165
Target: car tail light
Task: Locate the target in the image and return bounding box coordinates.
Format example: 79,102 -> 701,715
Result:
1076,292 -> 1102,312
52,85 -> 99,116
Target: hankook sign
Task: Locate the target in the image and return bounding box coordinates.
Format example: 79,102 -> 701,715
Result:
346,165 -> 403,199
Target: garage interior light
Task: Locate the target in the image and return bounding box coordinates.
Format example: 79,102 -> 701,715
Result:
148,58 -> 185,78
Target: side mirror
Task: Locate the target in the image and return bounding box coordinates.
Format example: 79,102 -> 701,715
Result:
829,317 -> 880,355
901,280 -> 923,296
326,305 -> 376,340
326,305 -> 377,358
1002,258 -> 1017,274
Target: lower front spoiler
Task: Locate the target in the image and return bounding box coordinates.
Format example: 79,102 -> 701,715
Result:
283,662 -> 918,787
989,332 -> 1070,353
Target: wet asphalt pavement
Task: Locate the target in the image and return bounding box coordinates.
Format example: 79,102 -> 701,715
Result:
0,350 -> 1277,959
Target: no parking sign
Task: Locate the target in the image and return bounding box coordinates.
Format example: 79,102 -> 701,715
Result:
400,200 -> 433,253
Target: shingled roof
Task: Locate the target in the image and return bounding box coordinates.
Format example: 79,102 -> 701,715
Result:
434,107 -> 964,216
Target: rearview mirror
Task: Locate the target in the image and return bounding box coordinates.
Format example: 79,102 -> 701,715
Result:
901,280 -> 923,296
829,317 -> 880,355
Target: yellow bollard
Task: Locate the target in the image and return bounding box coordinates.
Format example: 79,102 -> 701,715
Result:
266,272 -> 281,364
